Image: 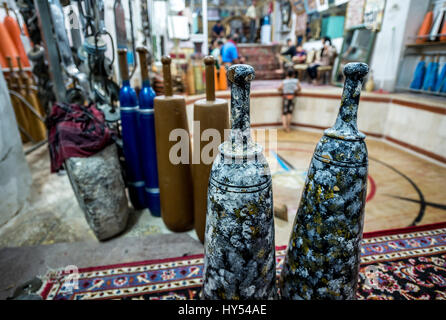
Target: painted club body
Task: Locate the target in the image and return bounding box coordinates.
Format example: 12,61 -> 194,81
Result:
279,62 -> 370,300
137,47 -> 161,216
202,64 -> 277,300
154,56 -> 194,232
118,48 -> 146,210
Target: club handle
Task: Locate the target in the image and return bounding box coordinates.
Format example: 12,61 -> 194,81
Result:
161,55 -> 173,97
204,56 -> 216,101
227,64 -> 255,132
6,56 -> 18,88
3,3 -> 9,16
137,47 -> 149,82
17,56 -> 30,94
117,48 -> 129,82
326,62 -> 369,140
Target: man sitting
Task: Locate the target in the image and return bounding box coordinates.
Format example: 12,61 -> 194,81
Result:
281,39 -> 297,62
307,37 -> 336,85
292,45 -> 307,64
280,39 -> 307,71
212,20 -> 225,39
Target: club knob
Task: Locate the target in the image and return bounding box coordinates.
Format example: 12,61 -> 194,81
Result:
227,64 -> 255,86
343,62 -> 369,81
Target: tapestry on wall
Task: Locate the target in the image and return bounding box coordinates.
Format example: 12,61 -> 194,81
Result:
363,0 -> 386,31
345,0 -> 366,30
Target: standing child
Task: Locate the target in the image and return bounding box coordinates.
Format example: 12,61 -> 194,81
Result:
278,69 -> 301,132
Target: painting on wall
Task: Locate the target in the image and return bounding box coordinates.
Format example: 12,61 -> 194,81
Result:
295,12 -> 308,36
281,0 -> 292,29
305,0 -> 318,14
334,26 -> 377,84
309,15 -> 322,39
363,0 -> 386,30
292,0 -> 307,14
316,0 -> 329,12
345,0 -> 366,30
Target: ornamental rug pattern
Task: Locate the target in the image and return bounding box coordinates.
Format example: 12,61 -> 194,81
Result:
38,223 -> 446,300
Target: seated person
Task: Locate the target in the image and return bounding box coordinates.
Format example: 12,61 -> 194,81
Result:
292,45 -> 307,64
307,37 -> 336,84
281,39 -> 297,62
212,20 -> 225,39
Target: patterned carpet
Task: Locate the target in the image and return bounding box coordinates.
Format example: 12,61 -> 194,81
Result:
38,222 -> 446,300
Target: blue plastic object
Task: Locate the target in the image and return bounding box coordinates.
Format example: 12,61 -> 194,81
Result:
422,61 -> 438,91
119,79 -> 147,210
410,60 -> 426,90
138,79 -> 161,216
434,64 -> 446,92
441,80 -> 446,93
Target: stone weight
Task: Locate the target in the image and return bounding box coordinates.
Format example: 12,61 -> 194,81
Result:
65,144 -> 129,241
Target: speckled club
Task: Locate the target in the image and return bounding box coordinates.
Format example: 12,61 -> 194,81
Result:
279,63 -> 370,300
202,64 -> 277,300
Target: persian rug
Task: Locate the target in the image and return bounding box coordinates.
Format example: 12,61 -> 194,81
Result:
38,222 -> 446,300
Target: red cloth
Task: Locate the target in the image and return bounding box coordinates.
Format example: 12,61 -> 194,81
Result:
47,103 -> 115,173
